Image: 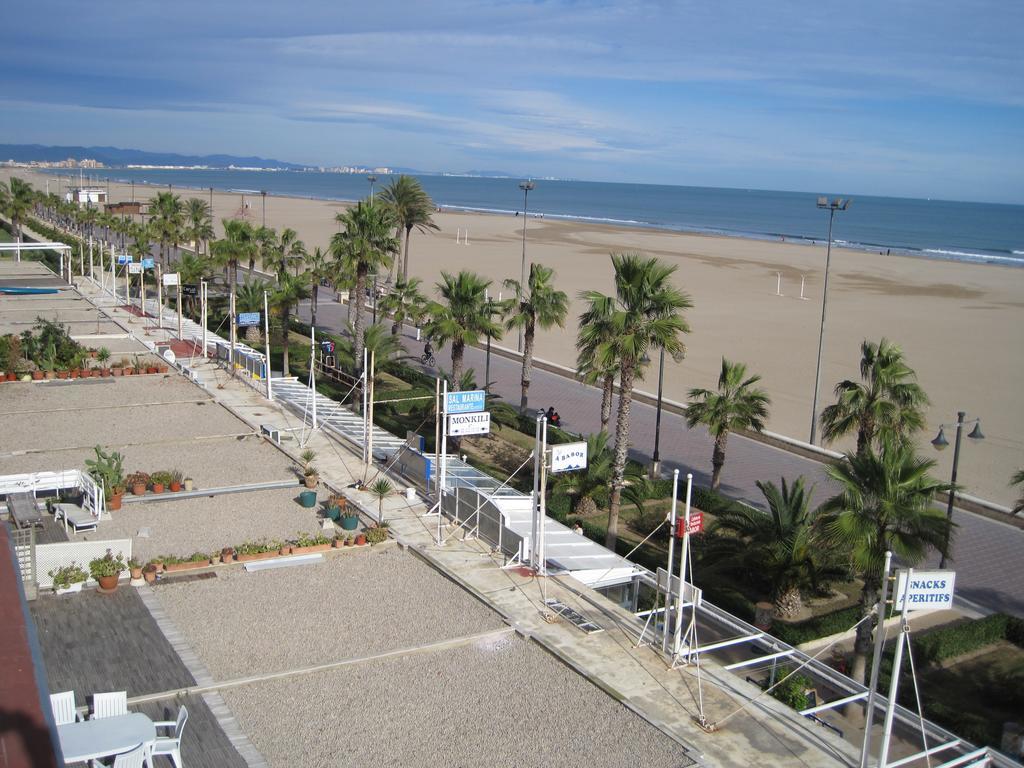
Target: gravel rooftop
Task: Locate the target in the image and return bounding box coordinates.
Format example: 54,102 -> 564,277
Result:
154,548 -> 506,680
0,373 -> 209,412
101,484 -> 326,562
220,634 -> 688,768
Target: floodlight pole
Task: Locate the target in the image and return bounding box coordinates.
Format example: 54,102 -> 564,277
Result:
201,280 -> 208,358
538,416 -> 549,579
933,412 -> 982,569
673,473 -> 693,658
438,379 -> 449,545
860,550 -> 893,768
809,198 -> 849,445
517,181 -> 535,353
176,278 -> 183,340
531,412 -> 543,570
156,264 -> 164,330
229,288 -> 236,373
662,469 -> 680,654
367,350 -> 376,478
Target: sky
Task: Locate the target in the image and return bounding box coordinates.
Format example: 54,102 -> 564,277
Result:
2,1 -> 1022,203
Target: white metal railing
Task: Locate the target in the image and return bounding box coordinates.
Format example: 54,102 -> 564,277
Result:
0,469 -> 105,520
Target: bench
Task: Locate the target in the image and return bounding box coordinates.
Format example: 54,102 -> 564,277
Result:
8,492 -> 44,529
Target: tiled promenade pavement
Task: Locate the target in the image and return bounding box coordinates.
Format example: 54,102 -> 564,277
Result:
299,296 -> 1024,618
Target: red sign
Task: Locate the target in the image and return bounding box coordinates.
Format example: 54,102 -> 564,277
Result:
675,512 -> 703,538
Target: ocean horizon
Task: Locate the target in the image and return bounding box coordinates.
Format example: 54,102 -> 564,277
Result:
41,168 -> 1024,268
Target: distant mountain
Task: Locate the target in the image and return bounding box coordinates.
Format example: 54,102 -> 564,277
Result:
0,144 -> 305,169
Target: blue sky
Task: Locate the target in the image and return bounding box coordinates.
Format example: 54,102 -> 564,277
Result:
2,1 -> 1022,203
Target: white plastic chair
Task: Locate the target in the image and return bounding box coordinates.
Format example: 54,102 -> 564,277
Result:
151,706 -> 188,768
90,690 -> 128,720
49,690 -> 82,725
90,741 -> 152,768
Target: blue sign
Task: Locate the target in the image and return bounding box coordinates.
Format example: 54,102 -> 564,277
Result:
445,389 -> 486,414
142,258 -> 155,269
236,312 -> 261,327
116,255 -> 132,265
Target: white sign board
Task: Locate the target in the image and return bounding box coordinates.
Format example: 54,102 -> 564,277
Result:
127,263 -> 143,274
893,570 -> 956,612
446,390 -> 486,414
550,441 -> 588,473
162,272 -> 180,286
448,411 -> 491,436
656,568 -> 703,607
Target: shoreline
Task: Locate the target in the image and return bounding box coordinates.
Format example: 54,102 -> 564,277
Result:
5,166 -> 1023,507
30,168 -> 1024,269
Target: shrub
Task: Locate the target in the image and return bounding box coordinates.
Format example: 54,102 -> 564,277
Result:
88,550 -> 125,579
912,614 -> 1012,666
49,562 -> 88,590
769,666 -> 813,711
771,605 -> 863,646
126,471 -> 151,488
365,526 -> 389,544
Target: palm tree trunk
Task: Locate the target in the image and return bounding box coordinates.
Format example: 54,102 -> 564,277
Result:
282,303 -> 291,377
520,319 -> 535,411
311,284 -> 319,329
451,340 -> 465,391
711,432 -> 729,490
606,364 -> 637,550
402,225 -> 412,281
601,374 -> 614,430
392,228 -> 404,281
353,266 -> 367,366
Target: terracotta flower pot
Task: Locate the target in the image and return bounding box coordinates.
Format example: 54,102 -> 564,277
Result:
221,548 -> 235,563
108,492 -> 123,511
143,567 -> 157,584
101,368 -> 111,377
293,543 -> 332,554
111,368 -> 123,377
151,483 -> 165,494
56,370 -> 68,379
69,369 -> 80,379
7,372 -> 18,381
163,561 -> 191,572
123,368 -> 134,376
96,574 -> 120,592
169,481 -> 181,492
157,364 -> 169,373
355,534 -> 367,546
332,538 -> 343,549
304,474 -> 318,489
132,483 -> 146,495
129,566 -> 143,580
279,545 -> 293,555
31,371 -> 43,380
235,551 -> 278,563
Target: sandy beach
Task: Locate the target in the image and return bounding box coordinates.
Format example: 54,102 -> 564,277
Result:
4,168 -> 1022,506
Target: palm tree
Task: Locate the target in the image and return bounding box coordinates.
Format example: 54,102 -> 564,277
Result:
272,271 -> 310,377
184,198 -> 213,257
149,191 -> 184,269
820,440 -> 951,685
821,338 -> 930,456
686,358 -> 771,491
379,175 -> 438,280
580,253 -> 691,549
330,201 -> 398,368
176,252 -> 211,318
504,263 -> 568,411
378,277 -> 428,336
336,322 -> 405,377
306,247 -> 332,329
235,278 -> 268,344
1011,469 -> 1024,515
253,226 -> 278,276
0,177 -> 35,259
211,219 -> 257,369
708,477 -> 839,618
423,270 -> 500,390
576,295 -> 619,431
279,228 -> 307,277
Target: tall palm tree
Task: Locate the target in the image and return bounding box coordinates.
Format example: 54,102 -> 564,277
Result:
272,271 -> 310,377
686,358 -> 771,491
504,263 -> 568,411
235,278 -> 268,344
580,253 -> 691,549
176,251 -> 211,318
819,440 -> 951,686
378,277 -> 428,336
576,294 -> 619,431
149,191 -> 184,269
423,270 -> 500,390
305,247 -> 332,329
279,228 -> 307,277
821,338 -> 930,456
379,175 -> 438,281
0,177 -> 35,259
211,219 -> 257,370
707,477 -> 839,618
551,431 -> 644,518
253,226 -> 278,276
336,321 -> 405,378
330,201 -> 398,368
185,198 -> 213,257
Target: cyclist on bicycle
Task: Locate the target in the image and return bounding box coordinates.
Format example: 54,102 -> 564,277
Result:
423,340 -> 433,359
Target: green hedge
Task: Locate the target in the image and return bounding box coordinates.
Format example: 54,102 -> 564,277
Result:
912,613 -> 1023,666
771,605 -> 863,646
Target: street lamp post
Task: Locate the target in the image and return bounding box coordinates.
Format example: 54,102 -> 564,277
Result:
809,197 -> 850,445
260,190 -> 267,227
517,180 -> 535,353
367,175 -> 377,204
931,412 -> 984,569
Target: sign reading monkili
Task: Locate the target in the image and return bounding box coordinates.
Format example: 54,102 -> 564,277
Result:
448,412 -> 491,436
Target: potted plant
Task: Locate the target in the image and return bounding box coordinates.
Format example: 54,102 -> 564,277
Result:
97,347 -> 111,376
355,532 -> 367,546
150,471 -> 172,494
299,449 -> 319,489
290,532 -> 333,554
186,552 -> 211,569
148,557 -> 165,573
121,357 -> 134,376
365,525 -> 389,545
89,550 -> 126,592
142,564 -> 158,584
126,471 -> 150,496
368,478 -> 395,524
221,547 -> 235,563
161,555 -> 187,572
85,446 -> 126,511
128,558 -> 144,581
169,470 -> 183,493
49,562 -> 88,595
184,477 -> 195,492
340,508 -> 360,531
234,540 -> 282,562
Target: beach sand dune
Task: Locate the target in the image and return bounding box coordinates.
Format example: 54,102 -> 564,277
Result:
6,169 -> 1021,506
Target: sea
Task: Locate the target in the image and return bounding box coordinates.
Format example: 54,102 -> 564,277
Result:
48,168 -> 1024,267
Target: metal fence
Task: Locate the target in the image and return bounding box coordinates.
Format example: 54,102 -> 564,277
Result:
441,486 -> 524,562
11,526 -> 37,600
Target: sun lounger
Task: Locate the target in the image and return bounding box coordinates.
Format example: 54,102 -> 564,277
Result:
7,492 -> 44,528
54,503 -> 99,535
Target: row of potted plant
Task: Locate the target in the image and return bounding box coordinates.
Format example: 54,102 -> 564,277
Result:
2,352 -> 169,381
49,550 -> 127,594
124,470 -> 193,495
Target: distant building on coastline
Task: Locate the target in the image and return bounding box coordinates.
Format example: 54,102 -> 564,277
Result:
65,186 -> 107,206
1,157 -> 105,169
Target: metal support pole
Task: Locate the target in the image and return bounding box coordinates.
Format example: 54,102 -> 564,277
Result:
878,567 -> 912,768
939,412 -> 965,569
310,326 -> 318,431
673,473 -> 693,657
810,206 -> 836,445
367,350 -> 375,472
662,468 -> 680,654
434,377 -> 441,496
860,550 -> 893,768
652,347 -> 665,477
157,264 -> 163,330
538,416 -> 549,577
531,413 -> 543,570
438,379 -> 449,544
264,291 -> 272,400
140,269 -> 146,324
201,281 -> 208,358
229,288 -> 236,372
517,182 -> 533,353
176,279 -> 183,340
362,347 -> 369,462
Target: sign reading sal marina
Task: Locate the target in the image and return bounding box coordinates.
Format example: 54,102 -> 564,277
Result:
448,412 -> 491,436
445,390 -> 486,415
550,442 -> 588,473
894,570 -> 956,612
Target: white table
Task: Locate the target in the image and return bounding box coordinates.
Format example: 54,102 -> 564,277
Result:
57,712 -> 156,764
